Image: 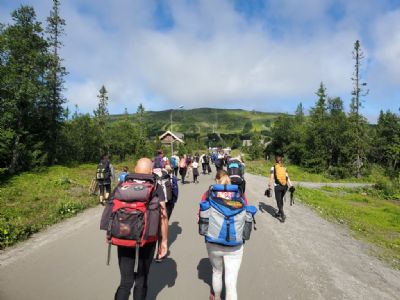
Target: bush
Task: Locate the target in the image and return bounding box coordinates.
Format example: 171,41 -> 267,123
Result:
374,177 -> 400,200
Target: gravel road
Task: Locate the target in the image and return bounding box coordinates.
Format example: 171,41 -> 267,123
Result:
0,172 -> 398,300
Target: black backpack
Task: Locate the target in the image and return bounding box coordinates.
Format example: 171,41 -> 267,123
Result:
153,168 -> 173,202
96,160 -> 110,180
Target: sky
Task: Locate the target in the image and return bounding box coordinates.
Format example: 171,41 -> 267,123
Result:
1,0 -> 399,122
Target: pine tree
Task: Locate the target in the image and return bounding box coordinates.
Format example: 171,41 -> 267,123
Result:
0,6 -> 49,172
326,97 -> 349,177
94,85 -> 109,155
303,83 -> 330,172
349,40 -> 369,178
45,0 -> 67,164
373,110 -> 400,174
135,103 -> 149,157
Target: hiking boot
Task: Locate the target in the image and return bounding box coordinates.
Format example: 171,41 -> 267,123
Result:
281,214 -> 286,223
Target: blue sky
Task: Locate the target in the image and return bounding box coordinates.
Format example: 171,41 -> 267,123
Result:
1,0 -> 399,122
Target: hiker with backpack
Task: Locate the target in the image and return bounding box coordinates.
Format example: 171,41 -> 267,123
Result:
118,166 -> 129,184
215,150 -> 224,172
165,165 -> 179,219
192,157 -> 200,183
267,155 -> 293,223
170,153 -> 179,177
201,153 -> 210,174
179,155 -> 188,184
227,155 -> 246,193
153,150 -> 167,169
198,170 -> 257,300
100,158 -> 168,300
96,155 -> 113,205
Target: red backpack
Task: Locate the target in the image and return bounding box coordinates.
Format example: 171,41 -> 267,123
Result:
101,174 -> 160,272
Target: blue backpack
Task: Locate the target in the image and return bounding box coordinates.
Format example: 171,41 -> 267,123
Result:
170,156 -> 178,168
198,184 -> 257,246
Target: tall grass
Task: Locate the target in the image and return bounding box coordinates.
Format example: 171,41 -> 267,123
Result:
245,160 -> 385,183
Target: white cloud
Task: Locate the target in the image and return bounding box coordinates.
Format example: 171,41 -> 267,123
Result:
372,9 -> 400,84
1,0 -> 398,118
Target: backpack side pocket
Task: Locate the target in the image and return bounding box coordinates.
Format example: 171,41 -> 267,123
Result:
198,201 -> 210,236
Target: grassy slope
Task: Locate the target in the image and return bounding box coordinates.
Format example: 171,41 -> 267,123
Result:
0,164 -> 98,248
111,108 -> 282,136
0,161 -> 135,249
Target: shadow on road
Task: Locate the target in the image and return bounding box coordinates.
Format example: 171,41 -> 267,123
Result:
147,257 -> 177,300
258,201 -> 277,218
197,257 -> 212,288
168,221 -> 182,248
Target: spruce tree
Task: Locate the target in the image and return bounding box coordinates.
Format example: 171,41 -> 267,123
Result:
1,6 -> 49,172
94,85 -> 109,155
349,40 -> 369,178
304,82 -> 329,172
326,97 -> 349,177
45,0 -> 67,164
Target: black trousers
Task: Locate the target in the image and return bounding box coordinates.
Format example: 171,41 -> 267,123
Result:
173,167 -> 178,177
179,168 -> 187,183
115,243 -> 157,300
166,202 -> 175,220
202,163 -> 207,174
99,183 -> 111,195
274,185 -> 287,216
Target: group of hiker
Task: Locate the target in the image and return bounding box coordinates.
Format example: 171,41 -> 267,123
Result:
97,150 -> 293,300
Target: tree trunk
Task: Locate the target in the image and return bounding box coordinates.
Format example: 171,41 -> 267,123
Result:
9,133 -> 21,174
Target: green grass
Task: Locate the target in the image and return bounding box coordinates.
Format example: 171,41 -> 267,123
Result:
0,164 -> 97,248
245,160 -> 385,183
296,186 -> 400,269
0,161 -> 133,249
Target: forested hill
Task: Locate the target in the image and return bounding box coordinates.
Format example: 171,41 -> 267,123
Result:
111,108 -> 284,137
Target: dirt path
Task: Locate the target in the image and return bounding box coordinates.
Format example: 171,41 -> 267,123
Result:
0,172 -> 399,300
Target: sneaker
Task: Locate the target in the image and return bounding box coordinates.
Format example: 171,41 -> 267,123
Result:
274,211 -> 281,218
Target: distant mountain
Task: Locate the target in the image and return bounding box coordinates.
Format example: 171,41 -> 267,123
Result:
111,108 -> 285,137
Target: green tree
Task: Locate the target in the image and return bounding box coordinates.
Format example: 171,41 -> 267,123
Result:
326,97 -> 350,177
135,103 -> 150,158
303,83 -> 330,172
372,110 -> 400,174
348,40 -> 369,178
247,131 -> 264,160
267,114 -> 293,156
44,0 -> 67,164
286,102 -> 306,165
93,85 -> 109,155
0,6 -> 50,172
242,120 -> 253,134
57,113 -> 101,163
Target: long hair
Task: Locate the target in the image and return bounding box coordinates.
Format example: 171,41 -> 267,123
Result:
215,170 -> 231,185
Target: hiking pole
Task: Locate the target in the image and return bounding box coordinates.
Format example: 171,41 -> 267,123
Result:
106,241 -> 112,265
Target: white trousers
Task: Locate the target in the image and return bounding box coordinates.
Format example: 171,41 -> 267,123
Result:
206,243 -> 244,300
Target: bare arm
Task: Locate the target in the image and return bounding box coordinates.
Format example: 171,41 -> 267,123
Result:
268,173 -> 274,188
287,174 -> 293,187
158,201 -> 168,258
